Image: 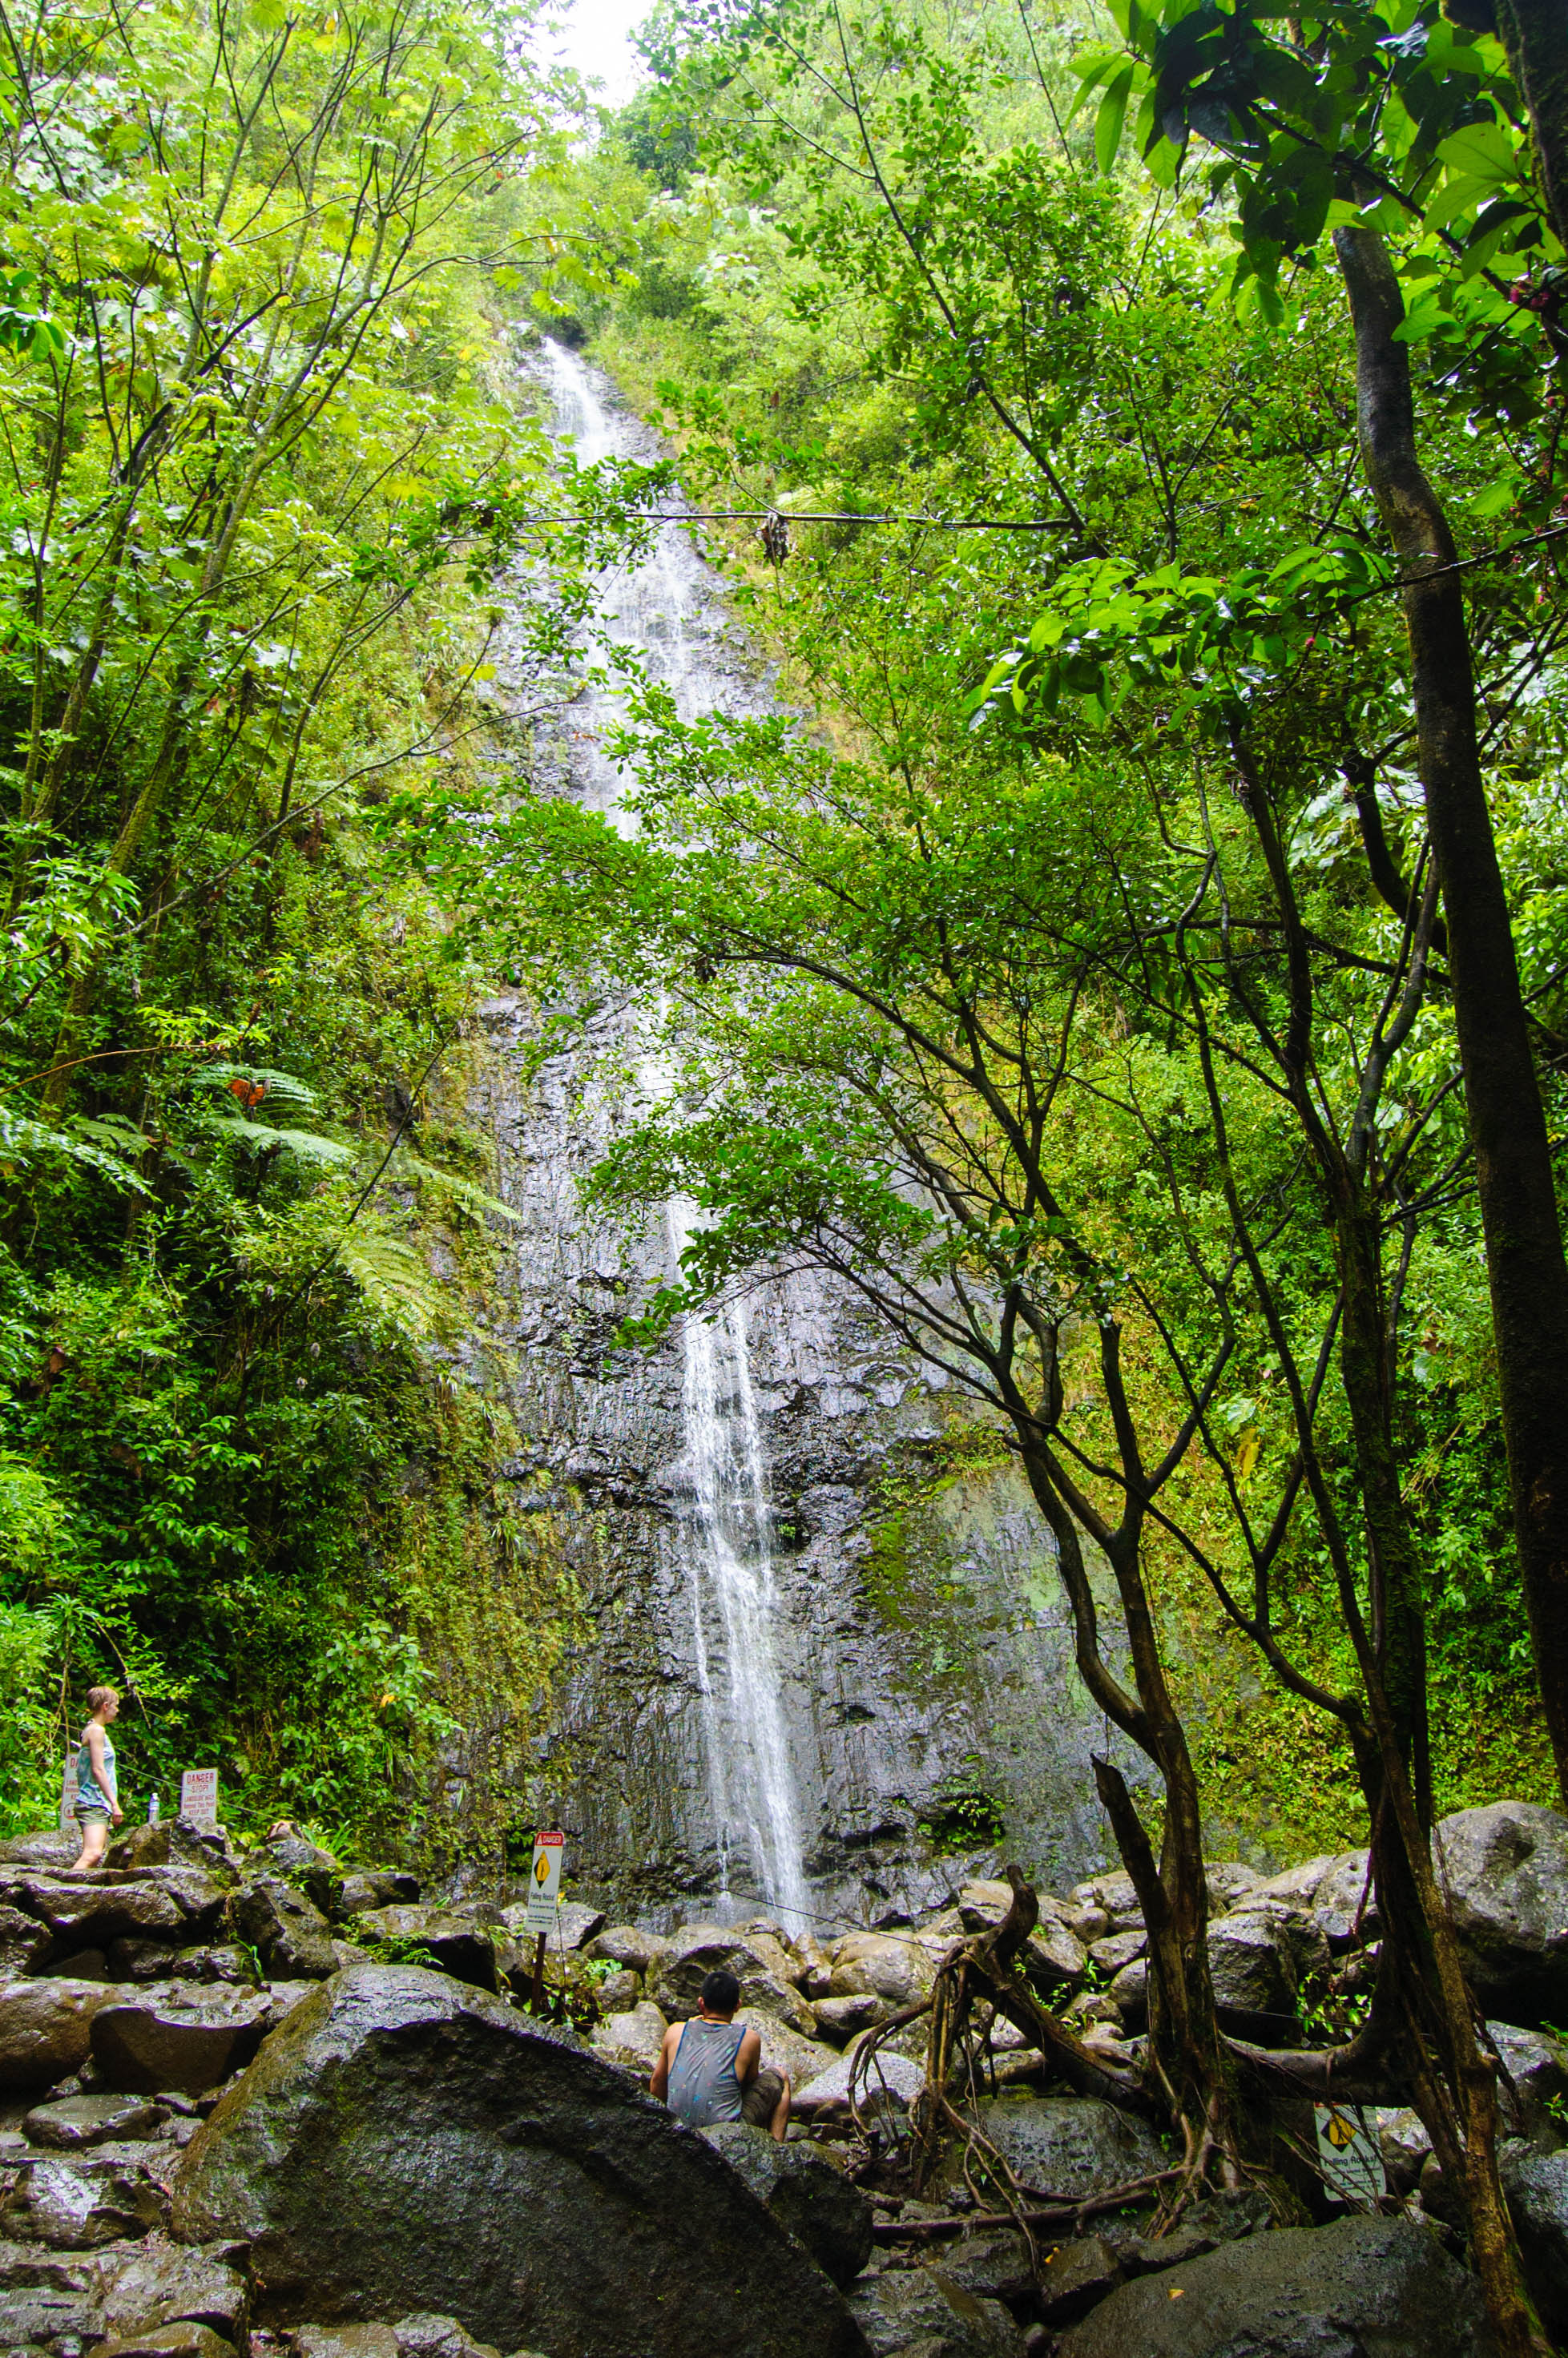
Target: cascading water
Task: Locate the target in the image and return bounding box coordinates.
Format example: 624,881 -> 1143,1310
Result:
539,337 -> 811,1922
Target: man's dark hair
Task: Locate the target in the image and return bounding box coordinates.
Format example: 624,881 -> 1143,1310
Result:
699,1969 -> 740,2014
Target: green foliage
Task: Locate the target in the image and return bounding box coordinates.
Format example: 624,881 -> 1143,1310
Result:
0,0 -> 622,1852
471,0 -> 1568,1865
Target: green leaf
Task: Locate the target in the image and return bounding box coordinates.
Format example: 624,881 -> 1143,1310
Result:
1095,64 -> 1136,175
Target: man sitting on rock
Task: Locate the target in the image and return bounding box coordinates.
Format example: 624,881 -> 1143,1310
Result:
651,1969 -> 792,2142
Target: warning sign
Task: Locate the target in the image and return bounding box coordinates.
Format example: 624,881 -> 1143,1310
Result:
524,1830 -> 565,1933
180,1769 -> 220,1828
58,1753 -> 78,1832
1316,2102 -> 1387,2205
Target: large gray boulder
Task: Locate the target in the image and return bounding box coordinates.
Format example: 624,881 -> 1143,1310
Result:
23,2094 -> 163,2148
845,2265 -> 1022,2356
1434,1803 -> 1568,2025
171,1963 -> 869,2358
4,2150 -> 167,2245
1491,2021 -> 1568,2146
1058,2215 -> 1495,2357
335,1872 -> 421,1919
648,1926 -> 816,2034
1205,1913 -> 1300,2034
700,2122 -> 873,2286
1501,2142 -> 1568,2332
0,1977 -> 113,2088
96,2235 -> 251,2346
352,1906 -> 499,1994
825,1932 -> 936,2013
938,2098 -> 1167,2203
232,1880 -> 337,1981
91,1984 -> 272,2094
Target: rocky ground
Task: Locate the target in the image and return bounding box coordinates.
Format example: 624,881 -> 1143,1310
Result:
2,1804 -> 1568,2356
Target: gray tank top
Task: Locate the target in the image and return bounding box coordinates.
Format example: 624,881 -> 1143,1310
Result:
667,2017 -> 746,2126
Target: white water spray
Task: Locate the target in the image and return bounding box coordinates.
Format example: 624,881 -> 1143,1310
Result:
540,338 -> 811,1921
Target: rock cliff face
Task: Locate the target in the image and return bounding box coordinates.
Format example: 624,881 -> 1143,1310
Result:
419,341 -> 1153,1929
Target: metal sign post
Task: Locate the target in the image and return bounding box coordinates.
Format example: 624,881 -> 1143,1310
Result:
524,1831 -> 564,2015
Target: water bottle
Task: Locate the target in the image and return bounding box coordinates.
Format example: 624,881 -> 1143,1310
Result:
147,1791 -> 159,1828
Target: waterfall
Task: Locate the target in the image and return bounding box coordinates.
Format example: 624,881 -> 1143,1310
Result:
538,337 -> 811,1921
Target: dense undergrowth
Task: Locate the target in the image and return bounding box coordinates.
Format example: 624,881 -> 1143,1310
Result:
0,0 -> 623,1853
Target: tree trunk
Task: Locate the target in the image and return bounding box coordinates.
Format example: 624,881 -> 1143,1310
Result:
1334,220 -> 1568,1812
1493,0 -> 1568,253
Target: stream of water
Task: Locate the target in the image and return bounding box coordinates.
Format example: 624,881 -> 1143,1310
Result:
539,337 -> 812,1924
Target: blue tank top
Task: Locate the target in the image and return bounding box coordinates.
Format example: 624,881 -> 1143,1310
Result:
75,1728 -> 115,1813
667,2017 -> 746,2126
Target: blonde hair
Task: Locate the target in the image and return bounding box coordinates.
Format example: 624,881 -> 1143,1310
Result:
87,1686 -> 119,1715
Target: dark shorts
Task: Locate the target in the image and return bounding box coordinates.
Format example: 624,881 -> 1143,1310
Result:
741,2067 -> 787,2126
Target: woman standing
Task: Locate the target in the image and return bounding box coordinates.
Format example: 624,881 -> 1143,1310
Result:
71,1687 -> 123,1869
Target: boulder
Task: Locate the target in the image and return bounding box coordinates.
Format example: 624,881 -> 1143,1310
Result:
23,2094 -> 163,2149
812,1994 -> 884,2045
91,1985 -> 272,2095
107,1825 -> 238,1879
1106,1958 -> 1146,2024
734,2013 -> 837,2090
296,2330 -> 399,2358
1375,2106 -> 1433,2196
1205,1862 -> 1263,1911
11,1876 -> 186,1950
1309,1850 -> 1380,1949
1206,1913 -> 1300,2034
930,2227 -> 1034,2306
232,1882 -> 337,1981
1036,2233 -> 1123,2326
827,1932 -> 936,2013
1434,1802 -> 1568,2025
1070,1872 -> 1143,1931
0,1902 -> 52,1979
39,1947 -> 111,1983
583,1924 -> 667,1975
391,2318 -> 504,2358
1102,2186 -> 1273,2275
1250,1855 -> 1338,1910
335,1873 -> 421,1919
94,2322 -> 236,2358
109,1938 -> 185,1983
167,1949 -> 260,1989
1501,2142 -> 1568,2332
1058,2214 -> 1494,2358
586,2001 -> 667,2074
793,2047 -> 925,2119
1086,1931 -> 1144,1976
650,1928 -> 816,2035
1492,2020 -> 1568,2146
96,2234 -> 250,2344
590,1965 -> 640,2013
4,2154 -> 166,2245
555,1901 -> 607,1953
171,1963 -> 869,2358
937,2098 -> 1167,2202
0,2275 -> 106,2351
845,2265 -> 1022,2356
700,2122 -> 873,2285
0,1834 -> 78,1871
252,1836 -> 340,1918
0,1979 -> 113,2090
352,1907 -> 498,1994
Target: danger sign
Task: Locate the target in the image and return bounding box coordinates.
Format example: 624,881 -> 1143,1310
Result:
180,1769 -> 219,1828
524,1830 -> 564,1933
1315,2102 -> 1386,2204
